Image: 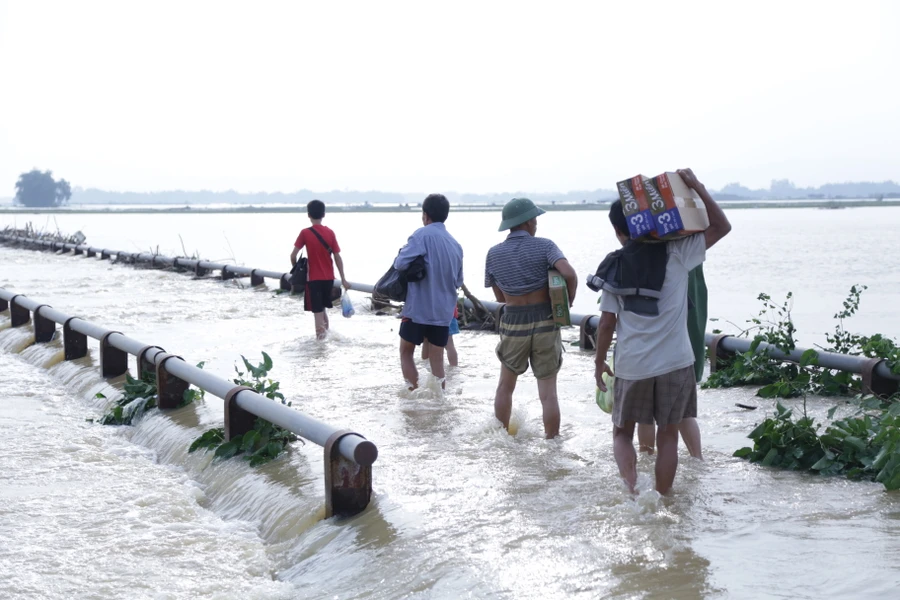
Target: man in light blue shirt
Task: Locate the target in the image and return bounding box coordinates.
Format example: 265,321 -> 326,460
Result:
394,194 -> 464,390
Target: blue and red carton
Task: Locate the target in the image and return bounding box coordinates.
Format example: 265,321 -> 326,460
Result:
616,172 -> 709,240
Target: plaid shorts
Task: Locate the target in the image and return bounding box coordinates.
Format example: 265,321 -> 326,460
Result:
495,303 -> 562,380
612,365 -> 697,428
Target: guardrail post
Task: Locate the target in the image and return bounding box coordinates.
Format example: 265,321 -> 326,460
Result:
221,266 -> 237,281
34,305 -> 56,342
100,331 -> 128,378
579,315 -> 595,351
0,297 -> 7,312
63,317 -> 88,360
10,295 -> 30,327
280,274 -> 291,291
101,250 -> 111,260
137,345 -> 165,378
708,334 -> 734,373
250,270 -> 264,287
224,386 -> 257,440
862,358 -> 899,397
195,263 -> 208,277
73,246 -> 83,256
156,354 -> 189,409
85,248 -> 96,258
324,430 -> 372,518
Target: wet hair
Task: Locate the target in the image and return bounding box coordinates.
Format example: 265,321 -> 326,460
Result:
307,199 -> 325,220
609,200 -> 628,236
422,194 -> 450,223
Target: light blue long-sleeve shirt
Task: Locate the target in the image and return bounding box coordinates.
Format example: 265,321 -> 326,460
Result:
394,222 -> 464,326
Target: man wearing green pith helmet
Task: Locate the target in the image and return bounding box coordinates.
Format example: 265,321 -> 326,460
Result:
484,198 -> 578,439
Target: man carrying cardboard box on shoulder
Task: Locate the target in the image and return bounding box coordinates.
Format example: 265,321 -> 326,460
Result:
485,198 -> 578,439
592,169 -> 731,495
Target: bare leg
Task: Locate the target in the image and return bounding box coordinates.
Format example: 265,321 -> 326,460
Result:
613,422 -> 638,494
323,309 -> 330,331
421,340 -> 431,360
494,365 -> 518,430
638,424 -> 656,454
314,312 -> 327,340
400,339 -> 419,390
678,418 -> 703,459
655,423 -> 680,494
428,344 -> 446,389
536,375 -> 561,439
446,336 -> 458,367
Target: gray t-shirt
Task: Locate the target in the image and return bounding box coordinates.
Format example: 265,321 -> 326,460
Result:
599,234 -> 706,380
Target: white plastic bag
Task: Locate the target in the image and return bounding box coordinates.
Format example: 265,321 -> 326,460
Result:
595,355 -> 615,414
341,291 -> 355,318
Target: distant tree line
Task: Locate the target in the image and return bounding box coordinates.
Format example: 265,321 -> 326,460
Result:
14,169 -> 72,207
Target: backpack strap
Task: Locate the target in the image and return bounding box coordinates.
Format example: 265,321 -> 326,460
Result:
307,226 -> 333,254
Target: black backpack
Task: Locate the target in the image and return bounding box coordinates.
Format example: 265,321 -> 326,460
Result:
374,255 -> 426,302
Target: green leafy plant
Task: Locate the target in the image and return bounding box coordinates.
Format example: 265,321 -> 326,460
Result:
189,352 -> 299,466
735,396 -> 900,491
95,364 -> 205,426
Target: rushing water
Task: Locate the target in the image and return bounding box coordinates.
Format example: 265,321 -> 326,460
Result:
2,207 -> 900,599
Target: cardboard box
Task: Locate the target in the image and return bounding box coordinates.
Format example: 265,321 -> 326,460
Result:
649,172 -> 710,237
548,269 -> 571,327
616,175 -> 656,239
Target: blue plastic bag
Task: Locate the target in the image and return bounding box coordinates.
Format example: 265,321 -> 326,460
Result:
341,292 -> 355,318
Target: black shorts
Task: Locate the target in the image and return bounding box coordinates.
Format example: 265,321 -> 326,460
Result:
304,280 -> 335,313
399,319 -> 449,347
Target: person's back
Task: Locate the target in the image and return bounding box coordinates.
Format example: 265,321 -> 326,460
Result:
394,194 -> 463,390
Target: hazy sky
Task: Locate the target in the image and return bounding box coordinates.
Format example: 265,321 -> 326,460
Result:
1,0 -> 897,194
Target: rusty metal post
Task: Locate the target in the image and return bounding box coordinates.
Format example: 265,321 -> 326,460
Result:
862,358 -> 899,397
221,266 -> 236,281
250,270 -> 264,287
195,263 -> 208,277
0,297 -> 7,312
85,248 -> 96,258
224,386 -> 258,441
136,345 -> 165,378
73,246 -> 83,256
324,430 -> 373,518
579,315 -> 596,351
156,354 -> 190,409
63,317 -> 88,360
10,295 -> 30,327
708,334 -> 734,374
101,250 -> 111,260
280,274 -> 291,291
100,331 -> 128,378
33,305 -> 57,342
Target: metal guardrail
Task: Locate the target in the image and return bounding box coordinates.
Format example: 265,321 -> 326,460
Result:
0,287 -> 376,518
4,232 -> 898,395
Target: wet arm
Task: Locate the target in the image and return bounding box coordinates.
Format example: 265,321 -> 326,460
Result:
334,251 -> 349,288
290,246 -> 299,267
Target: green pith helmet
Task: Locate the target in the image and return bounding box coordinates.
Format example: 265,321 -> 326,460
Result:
498,197 -> 546,231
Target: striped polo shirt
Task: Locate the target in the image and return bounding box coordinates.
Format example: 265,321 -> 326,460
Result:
484,230 -> 566,296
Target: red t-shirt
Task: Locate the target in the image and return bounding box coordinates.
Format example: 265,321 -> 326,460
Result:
294,224 -> 340,281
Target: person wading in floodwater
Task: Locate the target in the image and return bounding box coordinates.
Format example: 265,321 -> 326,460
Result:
484,198 -> 577,439
395,194 -> 464,391
290,199 -> 350,340
593,168 -> 731,494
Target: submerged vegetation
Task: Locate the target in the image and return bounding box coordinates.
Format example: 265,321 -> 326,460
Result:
706,285 -> 900,490
189,352 -> 299,466
95,364 -> 206,426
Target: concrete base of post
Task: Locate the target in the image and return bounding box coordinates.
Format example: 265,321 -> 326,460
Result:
34,305 -> 56,342
324,430 -> 373,519
10,295 -> 29,327
708,334 -> 735,373
579,315 -> 595,351
100,331 -> 128,378
63,318 -> 88,360
224,386 -> 257,441
156,355 -> 189,409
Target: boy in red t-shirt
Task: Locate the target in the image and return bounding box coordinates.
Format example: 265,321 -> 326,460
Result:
290,200 -> 350,339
